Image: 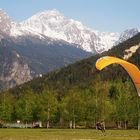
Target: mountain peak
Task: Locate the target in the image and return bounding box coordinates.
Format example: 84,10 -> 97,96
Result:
0,9 -> 11,20
41,9 -> 63,16
29,9 -> 64,21
123,28 -> 139,34
115,28 -> 139,45
0,9 -> 12,34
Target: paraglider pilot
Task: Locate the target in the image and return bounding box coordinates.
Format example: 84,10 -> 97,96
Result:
96,121 -> 105,133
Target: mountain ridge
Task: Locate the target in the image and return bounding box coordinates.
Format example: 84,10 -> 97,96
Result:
0,9 -> 139,54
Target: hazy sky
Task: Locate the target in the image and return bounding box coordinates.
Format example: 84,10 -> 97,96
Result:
0,0 -> 139,32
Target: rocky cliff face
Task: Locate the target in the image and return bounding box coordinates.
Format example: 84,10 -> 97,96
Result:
0,40 -> 32,90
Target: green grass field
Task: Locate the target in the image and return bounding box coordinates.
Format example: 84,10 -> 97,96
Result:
0,129 -> 139,140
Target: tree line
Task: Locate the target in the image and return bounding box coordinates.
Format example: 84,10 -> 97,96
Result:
0,78 -> 140,129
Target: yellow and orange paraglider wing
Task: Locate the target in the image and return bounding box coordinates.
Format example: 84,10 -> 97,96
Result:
96,56 -> 140,97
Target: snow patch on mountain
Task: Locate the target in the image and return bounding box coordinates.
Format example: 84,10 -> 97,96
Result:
10,22 -> 46,40
123,43 -> 140,60
94,31 -> 120,53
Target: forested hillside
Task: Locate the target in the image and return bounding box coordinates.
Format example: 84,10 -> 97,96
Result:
1,33 -> 140,129
16,33 -> 140,95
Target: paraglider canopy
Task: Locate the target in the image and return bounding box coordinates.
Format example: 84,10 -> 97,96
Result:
96,56 -> 140,97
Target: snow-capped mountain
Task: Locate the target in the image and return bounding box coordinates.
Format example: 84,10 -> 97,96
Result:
116,28 -> 139,45
0,9 -> 138,54
0,9 -> 92,90
11,9 -> 120,53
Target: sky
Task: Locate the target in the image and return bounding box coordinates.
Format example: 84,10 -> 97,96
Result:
0,0 -> 139,32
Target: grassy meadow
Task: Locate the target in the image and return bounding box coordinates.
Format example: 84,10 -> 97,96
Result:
0,129 -> 139,140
